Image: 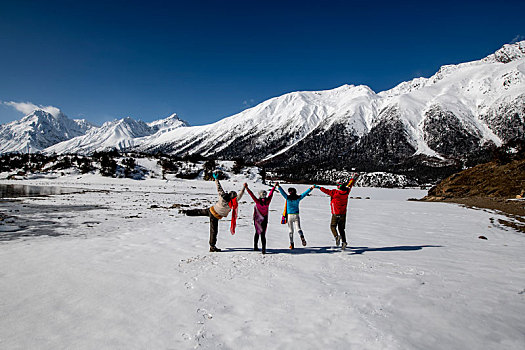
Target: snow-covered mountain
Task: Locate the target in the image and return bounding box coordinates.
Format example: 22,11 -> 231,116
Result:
45,114 -> 189,154
134,41 -> 524,175
0,109 -> 94,153
140,41 -> 525,160
3,41 -> 524,183
137,84 -> 381,159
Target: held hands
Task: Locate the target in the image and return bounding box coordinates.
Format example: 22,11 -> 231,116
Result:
243,183 -> 248,188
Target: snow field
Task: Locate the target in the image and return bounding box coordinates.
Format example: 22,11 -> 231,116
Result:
1,178 -> 524,349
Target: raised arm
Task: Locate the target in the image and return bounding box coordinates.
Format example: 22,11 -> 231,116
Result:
236,184 -> 246,200
278,186 -> 288,200
246,186 -> 258,202
267,185 -> 277,201
347,177 -> 357,190
318,186 -> 335,196
215,178 -> 225,196
299,187 -> 313,200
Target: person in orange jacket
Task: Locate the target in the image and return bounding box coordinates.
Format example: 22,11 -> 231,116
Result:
315,174 -> 358,249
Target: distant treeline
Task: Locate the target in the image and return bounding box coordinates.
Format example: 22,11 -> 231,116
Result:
0,149 -> 256,181
1,140 -> 523,185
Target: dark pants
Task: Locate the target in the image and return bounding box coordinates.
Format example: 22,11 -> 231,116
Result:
330,214 -> 347,243
184,208 -> 219,247
254,218 -> 268,250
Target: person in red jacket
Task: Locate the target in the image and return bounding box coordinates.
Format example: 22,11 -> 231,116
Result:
315,175 -> 358,249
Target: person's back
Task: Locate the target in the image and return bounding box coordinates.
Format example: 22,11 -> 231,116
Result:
319,187 -> 350,215
277,185 -> 314,249
210,179 -> 245,219
317,176 -> 358,249
279,187 -> 312,214
246,184 -> 276,254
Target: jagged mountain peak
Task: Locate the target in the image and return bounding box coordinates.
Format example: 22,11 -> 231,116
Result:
43,113 -> 188,154
148,113 -> 189,130
0,108 -> 91,153
20,108 -> 63,123
483,40 -> 525,64
380,41 -> 525,99
97,117 -> 151,137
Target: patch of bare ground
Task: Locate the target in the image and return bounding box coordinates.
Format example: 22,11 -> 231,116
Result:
421,159 -> 525,232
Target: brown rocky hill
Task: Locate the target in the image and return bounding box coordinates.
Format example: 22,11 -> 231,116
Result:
423,159 -> 525,218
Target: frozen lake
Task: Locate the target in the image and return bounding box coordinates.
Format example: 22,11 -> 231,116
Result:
1,176 -> 524,349
0,183 -> 85,198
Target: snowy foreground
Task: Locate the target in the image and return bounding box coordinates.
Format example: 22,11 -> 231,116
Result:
1,176 -> 524,350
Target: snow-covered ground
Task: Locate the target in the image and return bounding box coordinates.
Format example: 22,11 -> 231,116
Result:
1,176 -> 524,349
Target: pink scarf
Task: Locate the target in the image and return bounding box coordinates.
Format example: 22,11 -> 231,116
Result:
228,197 -> 238,235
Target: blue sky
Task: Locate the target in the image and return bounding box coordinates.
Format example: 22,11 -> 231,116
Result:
0,0 -> 524,126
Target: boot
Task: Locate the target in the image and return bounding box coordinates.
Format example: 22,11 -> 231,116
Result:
262,247 -> 266,255
209,246 -> 222,252
335,235 -> 341,247
341,242 -> 347,250
254,246 -> 260,251
289,242 -> 294,250
300,235 -> 307,247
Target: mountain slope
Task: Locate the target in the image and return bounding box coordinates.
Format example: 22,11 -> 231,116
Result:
139,84 -> 380,159
136,41 -> 524,172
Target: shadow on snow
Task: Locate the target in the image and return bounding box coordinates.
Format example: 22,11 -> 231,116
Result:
348,245 -> 442,255
222,245 -> 442,255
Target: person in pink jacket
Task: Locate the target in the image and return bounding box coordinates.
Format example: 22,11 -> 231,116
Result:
244,183 -> 277,254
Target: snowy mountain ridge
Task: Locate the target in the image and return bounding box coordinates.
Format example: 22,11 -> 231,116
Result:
1,41 -> 524,184
131,41 -> 524,167
0,109 -> 94,154
0,106 -> 190,155
125,41 -> 525,174
45,114 -> 189,154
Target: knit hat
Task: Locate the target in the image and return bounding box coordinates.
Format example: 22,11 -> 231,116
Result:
223,191 -> 237,202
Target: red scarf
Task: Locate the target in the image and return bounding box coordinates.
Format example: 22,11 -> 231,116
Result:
228,197 -> 238,235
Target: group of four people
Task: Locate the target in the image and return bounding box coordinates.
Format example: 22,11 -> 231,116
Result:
184,173 -> 358,254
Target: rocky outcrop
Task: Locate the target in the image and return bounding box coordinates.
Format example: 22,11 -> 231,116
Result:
423,105 -> 484,157
480,94 -> 525,143
425,159 -> 525,199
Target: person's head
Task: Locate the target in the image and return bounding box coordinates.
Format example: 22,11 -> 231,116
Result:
287,187 -> 299,200
223,191 -> 237,202
258,190 -> 267,199
337,182 -> 348,191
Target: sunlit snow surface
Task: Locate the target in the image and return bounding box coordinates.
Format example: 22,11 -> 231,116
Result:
1,177 -> 524,349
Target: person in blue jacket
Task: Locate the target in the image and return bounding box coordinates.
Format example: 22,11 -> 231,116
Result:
277,184 -> 316,249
